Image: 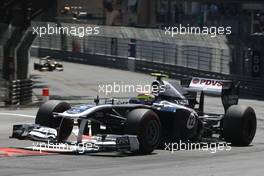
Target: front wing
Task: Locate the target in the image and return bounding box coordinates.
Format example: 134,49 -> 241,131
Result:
10,124 -> 139,154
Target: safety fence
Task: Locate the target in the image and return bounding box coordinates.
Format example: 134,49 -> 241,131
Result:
31,22 -> 231,75
5,79 -> 33,105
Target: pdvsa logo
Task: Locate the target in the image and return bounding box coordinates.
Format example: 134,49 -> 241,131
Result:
192,78 -> 222,87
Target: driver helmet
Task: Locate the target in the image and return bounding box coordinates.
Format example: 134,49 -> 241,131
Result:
135,93 -> 155,105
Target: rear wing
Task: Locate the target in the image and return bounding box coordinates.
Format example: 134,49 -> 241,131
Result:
181,77 -> 240,113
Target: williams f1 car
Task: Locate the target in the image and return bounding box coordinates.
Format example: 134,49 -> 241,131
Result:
11,74 -> 257,154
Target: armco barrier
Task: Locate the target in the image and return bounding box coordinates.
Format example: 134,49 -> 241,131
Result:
6,79 -> 33,105
31,48 -> 264,99
0,79 -> 6,106
134,59 -> 264,98
134,59 -> 230,80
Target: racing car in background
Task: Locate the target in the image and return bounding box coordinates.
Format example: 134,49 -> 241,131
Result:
34,56 -> 64,71
11,74 -> 257,155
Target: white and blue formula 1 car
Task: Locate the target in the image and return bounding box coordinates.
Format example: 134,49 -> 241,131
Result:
11,74 -> 257,155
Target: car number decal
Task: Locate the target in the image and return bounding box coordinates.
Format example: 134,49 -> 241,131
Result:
186,112 -> 196,129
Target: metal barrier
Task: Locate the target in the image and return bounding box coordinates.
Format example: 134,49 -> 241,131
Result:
6,79 -> 33,105
134,59 -> 264,99
0,78 -> 6,106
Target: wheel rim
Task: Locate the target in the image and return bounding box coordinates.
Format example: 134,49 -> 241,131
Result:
145,120 -> 160,145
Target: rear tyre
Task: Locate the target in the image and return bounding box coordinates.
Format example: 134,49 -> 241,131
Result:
35,100 -> 73,142
223,105 -> 257,146
125,109 -> 161,154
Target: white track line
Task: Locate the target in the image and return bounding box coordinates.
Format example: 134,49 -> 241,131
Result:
0,113 -> 35,118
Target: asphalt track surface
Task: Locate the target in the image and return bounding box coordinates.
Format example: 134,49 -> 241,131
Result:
0,60 -> 264,176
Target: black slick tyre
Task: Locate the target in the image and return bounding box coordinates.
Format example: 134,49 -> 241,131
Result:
125,108 -> 161,154
35,100 -> 73,142
223,105 -> 257,146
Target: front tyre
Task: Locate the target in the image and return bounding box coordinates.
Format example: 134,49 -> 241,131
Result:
125,109 -> 161,154
223,105 -> 257,146
35,100 -> 73,142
